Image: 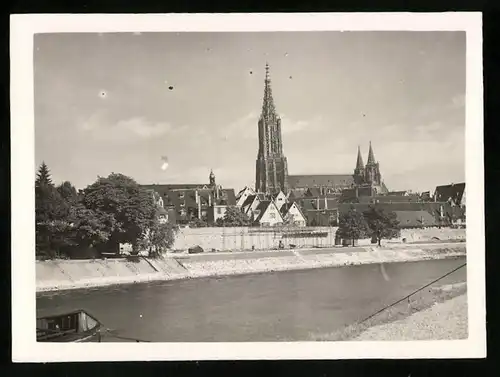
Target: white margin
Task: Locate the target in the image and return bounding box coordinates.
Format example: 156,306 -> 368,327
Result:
10,12 -> 485,362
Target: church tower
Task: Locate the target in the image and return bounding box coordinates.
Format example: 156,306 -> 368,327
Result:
255,63 -> 289,195
353,145 -> 365,185
209,169 -> 216,187
364,141 -> 382,186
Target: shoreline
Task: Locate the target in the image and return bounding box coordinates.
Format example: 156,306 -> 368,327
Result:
309,282 -> 468,341
352,292 -> 468,341
36,243 -> 466,294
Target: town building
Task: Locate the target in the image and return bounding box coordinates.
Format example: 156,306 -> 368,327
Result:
434,182 -> 466,207
141,170 -> 236,226
280,201 -> 307,226
252,200 -> 284,226
235,186 -> 256,207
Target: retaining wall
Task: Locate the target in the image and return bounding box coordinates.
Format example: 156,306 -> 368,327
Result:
36,243 -> 466,293
171,226 -> 466,252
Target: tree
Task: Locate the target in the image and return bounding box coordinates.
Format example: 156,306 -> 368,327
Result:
36,161 -> 53,187
80,173 -> 156,250
189,217 -> 208,228
70,205 -> 115,248
215,206 -> 251,227
138,217 -> 178,257
35,162 -> 73,257
336,208 -> 369,246
363,207 -> 401,246
57,181 -> 79,205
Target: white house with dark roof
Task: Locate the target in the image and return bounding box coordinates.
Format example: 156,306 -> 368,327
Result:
272,190 -> 287,211
236,186 -> 256,208
280,201 -> 307,226
253,200 -> 284,226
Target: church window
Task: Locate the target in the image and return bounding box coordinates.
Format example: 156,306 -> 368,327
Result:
269,213 -> 276,219
217,207 -> 222,214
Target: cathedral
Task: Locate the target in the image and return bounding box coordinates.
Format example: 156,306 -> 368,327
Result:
254,63 -> 289,195
254,64 -> 388,197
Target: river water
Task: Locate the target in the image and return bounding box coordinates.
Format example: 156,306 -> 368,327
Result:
36,258 -> 466,342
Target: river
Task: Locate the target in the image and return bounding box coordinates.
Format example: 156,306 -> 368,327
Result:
36,257 -> 466,342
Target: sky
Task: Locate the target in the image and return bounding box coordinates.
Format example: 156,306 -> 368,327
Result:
34,31 -> 465,192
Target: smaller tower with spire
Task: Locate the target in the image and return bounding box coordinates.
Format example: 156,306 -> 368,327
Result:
353,145 -> 365,185
364,141 -> 382,186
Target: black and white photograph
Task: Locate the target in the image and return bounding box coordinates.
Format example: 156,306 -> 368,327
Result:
11,13 -> 485,361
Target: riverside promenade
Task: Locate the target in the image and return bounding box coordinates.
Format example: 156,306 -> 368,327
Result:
36,242 -> 466,293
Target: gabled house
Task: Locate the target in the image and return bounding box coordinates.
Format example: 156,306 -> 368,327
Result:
241,194 -> 258,215
280,201 -> 307,227
272,190 -> 288,211
235,186 -> 256,208
434,183 -> 466,207
253,200 -> 284,226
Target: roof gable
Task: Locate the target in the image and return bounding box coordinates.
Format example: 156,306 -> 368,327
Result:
434,183 -> 465,205
255,200 -> 283,223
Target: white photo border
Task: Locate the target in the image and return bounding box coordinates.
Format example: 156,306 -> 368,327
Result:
10,12 -> 485,362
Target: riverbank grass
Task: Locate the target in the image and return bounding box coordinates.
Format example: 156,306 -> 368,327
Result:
310,282 -> 467,341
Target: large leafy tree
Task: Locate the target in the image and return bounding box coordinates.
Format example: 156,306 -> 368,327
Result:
80,173 -> 156,249
57,181 -> 79,205
138,211 -> 178,257
216,206 -> 251,227
363,207 -> 401,246
69,206 -> 115,249
336,208 -> 369,246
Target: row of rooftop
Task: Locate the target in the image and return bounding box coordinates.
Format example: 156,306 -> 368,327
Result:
141,174 -> 466,228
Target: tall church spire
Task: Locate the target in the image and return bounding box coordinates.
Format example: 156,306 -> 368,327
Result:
367,141 -> 376,164
356,145 -> 364,170
255,63 -> 288,195
261,62 -> 277,119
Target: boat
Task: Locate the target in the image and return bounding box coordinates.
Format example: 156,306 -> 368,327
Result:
36,310 -> 103,342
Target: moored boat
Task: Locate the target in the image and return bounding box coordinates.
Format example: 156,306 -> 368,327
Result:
37,310 -> 102,342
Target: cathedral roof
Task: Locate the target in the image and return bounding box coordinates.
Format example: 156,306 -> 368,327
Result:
287,174 -> 354,189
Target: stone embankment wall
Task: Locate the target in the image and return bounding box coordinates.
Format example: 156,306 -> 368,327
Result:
36,243 -> 466,293
171,226 -> 466,252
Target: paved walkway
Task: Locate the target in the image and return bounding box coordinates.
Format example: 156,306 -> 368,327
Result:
353,294 -> 468,341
